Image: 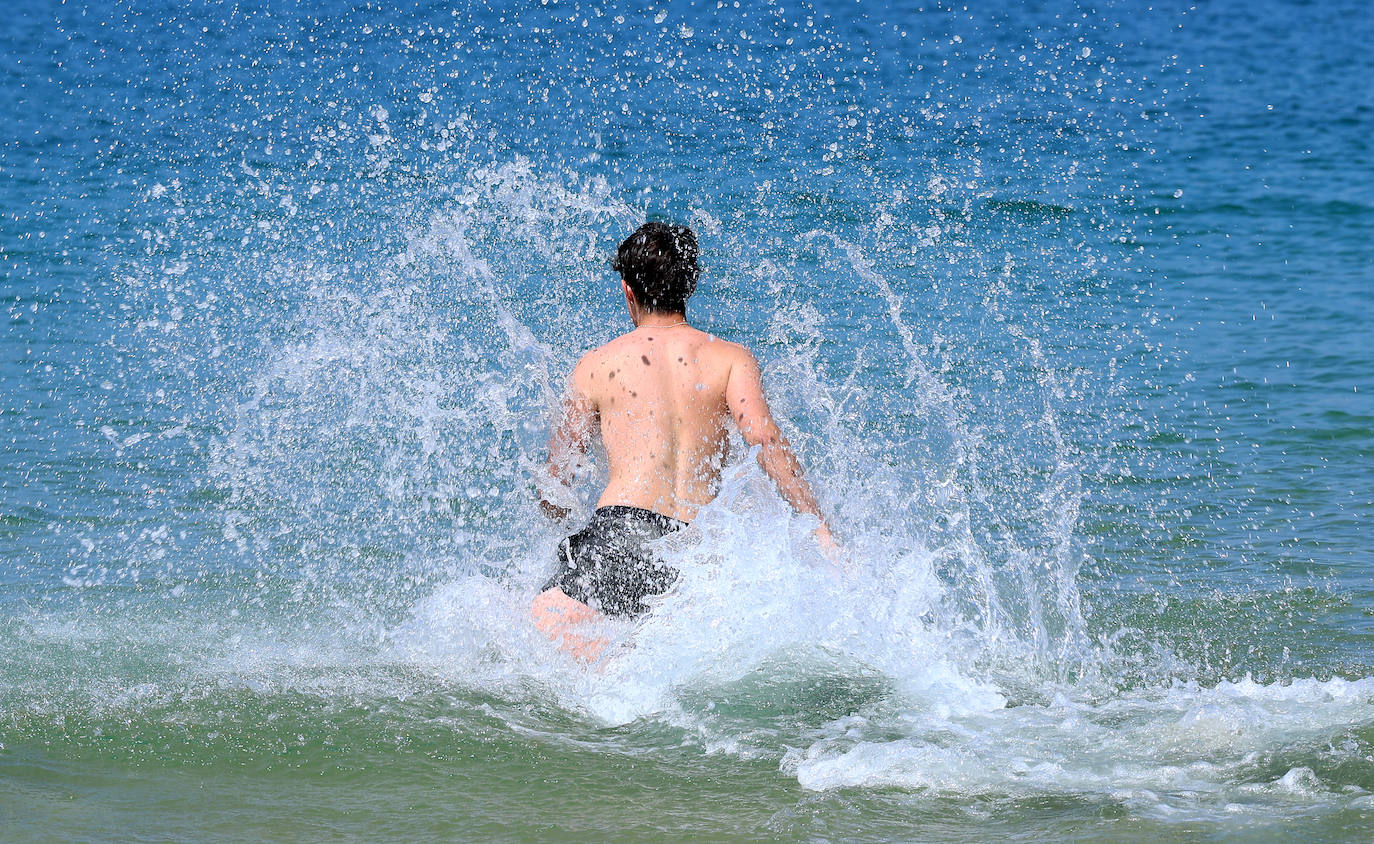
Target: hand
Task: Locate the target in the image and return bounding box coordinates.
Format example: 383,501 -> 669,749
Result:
814,522 -> 842,566
539,497 -> 572,523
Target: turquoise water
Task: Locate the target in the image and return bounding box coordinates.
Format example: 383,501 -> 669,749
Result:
3,0 -> 1372,840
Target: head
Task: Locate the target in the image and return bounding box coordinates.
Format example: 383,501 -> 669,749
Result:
611,222 -> 699,318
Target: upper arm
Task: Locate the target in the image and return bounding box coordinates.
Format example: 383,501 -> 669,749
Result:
725,347 -> 781,446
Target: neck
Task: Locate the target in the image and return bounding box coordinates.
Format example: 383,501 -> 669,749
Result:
633,311 -> 688,329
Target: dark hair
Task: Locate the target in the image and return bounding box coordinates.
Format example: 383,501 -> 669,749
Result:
611,222 -> 699,314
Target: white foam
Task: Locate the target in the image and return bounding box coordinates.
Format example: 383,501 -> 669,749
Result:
792,675 -> 1374,806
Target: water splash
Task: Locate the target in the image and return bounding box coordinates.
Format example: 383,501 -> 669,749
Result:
6,2 -> 1372,832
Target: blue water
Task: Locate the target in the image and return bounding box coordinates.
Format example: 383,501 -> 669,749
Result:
3,0 -> 1373,840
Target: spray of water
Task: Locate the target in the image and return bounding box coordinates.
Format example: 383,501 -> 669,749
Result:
9,4 -> 1371,820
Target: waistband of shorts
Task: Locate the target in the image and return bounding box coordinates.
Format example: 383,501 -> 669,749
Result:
593,504 -> 688,530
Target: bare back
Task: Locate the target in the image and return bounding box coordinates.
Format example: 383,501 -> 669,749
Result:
571,324 -> 739,522
545,318 -> 826,538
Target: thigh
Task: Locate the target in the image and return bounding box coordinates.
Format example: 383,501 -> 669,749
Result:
531,586 -> 600,632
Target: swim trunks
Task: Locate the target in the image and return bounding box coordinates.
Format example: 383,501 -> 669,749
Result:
541,505 -> 686,618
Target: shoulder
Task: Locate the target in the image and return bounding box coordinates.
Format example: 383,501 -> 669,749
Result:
570,348 -> 604,388
705,335 -> 758,372
569,337 -> 626,392
687,335 -> 757,394
683,328 -> 747,359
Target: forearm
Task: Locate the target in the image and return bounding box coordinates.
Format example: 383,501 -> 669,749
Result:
536,460 -> 576,523
755,436 -> 826,524
541,383 -> 596,523
727,349 -> 838,558
758,437 -> 841,562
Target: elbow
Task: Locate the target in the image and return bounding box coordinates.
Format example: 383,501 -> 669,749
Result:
758,425 -> 785,448
750,431 -> 785,463
743,420 -> 783,448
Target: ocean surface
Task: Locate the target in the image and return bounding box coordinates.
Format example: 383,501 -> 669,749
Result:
2,0 -> 1372,840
